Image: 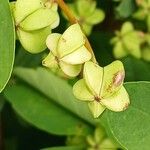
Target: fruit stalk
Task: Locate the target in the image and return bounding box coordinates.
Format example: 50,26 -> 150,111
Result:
56,0 -> 97,63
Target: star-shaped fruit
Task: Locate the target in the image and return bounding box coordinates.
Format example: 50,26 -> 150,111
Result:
42,24 -> 92,77
11,0 -> 59,53
73,60 -> 130,118
111,22 -> 141,59
66,0 -> 105,35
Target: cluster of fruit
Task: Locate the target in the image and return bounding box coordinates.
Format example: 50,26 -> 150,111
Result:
10,0 -> 130,118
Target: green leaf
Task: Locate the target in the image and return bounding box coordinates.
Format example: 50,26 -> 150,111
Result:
8,67 -> 150,149
0,0 -> 15,92
101,82 -> 150,150
41,146 -> 83,150
4,84 -> 92,135
13,67 -> 95,125
116,0 -> 136,18
122,57 -> 150,81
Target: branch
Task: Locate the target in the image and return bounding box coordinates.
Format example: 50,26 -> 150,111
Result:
56,0 -> 97,63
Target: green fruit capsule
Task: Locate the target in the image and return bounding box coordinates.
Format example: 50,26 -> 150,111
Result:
87,127 -> 119,150
14,0 -> 43,24
19,8 -> 59,31
111,22 -> 141,59
17,26 -> 51,53
12,0 -> 60,53
43,24 -> 92,77
66,0 -> 105,35
73,61 -> 130,118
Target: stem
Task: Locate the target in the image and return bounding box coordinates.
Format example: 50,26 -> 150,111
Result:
56,0 -> 97,63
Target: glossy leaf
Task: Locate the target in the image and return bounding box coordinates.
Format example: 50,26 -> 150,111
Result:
122,57 -> 150,81
4,84 -> 92,135
116,0 -> 136,18
13,67 -> 95,124
100,82 -> 150,150
0,0 -> 15,92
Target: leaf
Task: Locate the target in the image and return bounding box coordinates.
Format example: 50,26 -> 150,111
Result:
9,67 -> 150,149
41,146 -> 83,150
122,57 -> 150,81
116,0 -> 136,18
13,67 -> 95,124
4,84 -> 92,135
0,0 -> 15,92
100,82 -> 150,150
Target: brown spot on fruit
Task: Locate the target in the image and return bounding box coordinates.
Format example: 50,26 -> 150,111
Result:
113,71 -> 125,86
123,102 -> 129,110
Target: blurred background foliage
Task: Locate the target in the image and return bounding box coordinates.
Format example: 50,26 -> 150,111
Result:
1,0 -> 150,150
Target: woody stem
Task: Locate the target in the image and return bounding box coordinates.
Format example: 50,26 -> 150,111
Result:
56,0 -> 97,63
